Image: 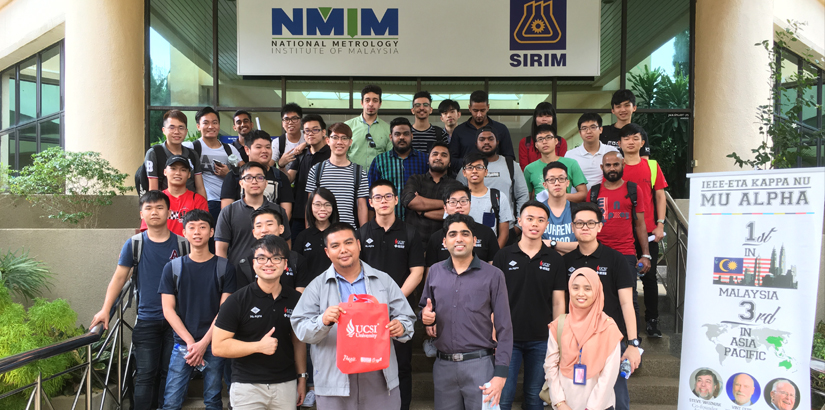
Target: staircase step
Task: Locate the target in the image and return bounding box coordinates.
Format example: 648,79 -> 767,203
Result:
627,376 -> 680,405
635,353 -> 681,378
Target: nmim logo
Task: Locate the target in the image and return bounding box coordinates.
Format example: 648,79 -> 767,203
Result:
272,7 -> 398,38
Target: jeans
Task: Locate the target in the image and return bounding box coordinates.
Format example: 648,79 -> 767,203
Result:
132,319 -> 174,410
613,342 -> 630,410
162,345 -> 225,410
500,340 -> 547,410
635,239 -> 660,321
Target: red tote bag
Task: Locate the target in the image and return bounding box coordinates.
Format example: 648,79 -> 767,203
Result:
336,294 -> 391,374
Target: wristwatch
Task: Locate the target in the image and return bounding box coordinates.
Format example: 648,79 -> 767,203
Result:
298,372 -> 309,378
628,338 -> 642,347
550,240 -> 558,249
641,254 -> 652,260
656,219 -> 665,224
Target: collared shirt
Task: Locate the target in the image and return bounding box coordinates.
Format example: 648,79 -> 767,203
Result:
358,218 -> 425,288
400,172 -> 462,246
335,268 -> 367,302
419,255 -> 513,377
344,115 -> 392,169
214,198 -> 291,270
425,221 -> 500,266
564,142 -> 619,190
448,117 -> 516,166
293,226 -> 332,282
367,149 -> 430,220
289,144 -> 332,219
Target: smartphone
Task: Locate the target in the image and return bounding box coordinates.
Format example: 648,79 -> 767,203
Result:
213,159 -> 224,167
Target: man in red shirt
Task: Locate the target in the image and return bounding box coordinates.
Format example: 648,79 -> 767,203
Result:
141,156 -> 208,235
618,124 -> 668,338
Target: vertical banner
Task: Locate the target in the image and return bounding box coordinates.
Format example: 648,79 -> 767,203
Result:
680,168 -> 824,410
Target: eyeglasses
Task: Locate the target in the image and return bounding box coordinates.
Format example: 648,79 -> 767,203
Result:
366,133 -> 376,148
166,126 -> 187,132
572,220 -> 601,229
579,125 -> 600,132
303,128 -> 323,135
544,177 -> 568,184
254,255 -> 286,264
413,103 -> 431,108
445,198 -> 470,206
535,136 -> 555,143
371,193 -> 395,202
312,202 -> 333,210
282,116 -> 301,123
329,135 -> 351,141
241,175 -> 266,182
463,165 -> 487,171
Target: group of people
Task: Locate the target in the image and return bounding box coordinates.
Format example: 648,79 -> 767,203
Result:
91,85 -> 670,410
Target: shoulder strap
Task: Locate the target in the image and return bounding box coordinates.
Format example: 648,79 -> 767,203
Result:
152,144 -> 168,188
193,140 -> 202,158
557,314 -> 566,357
490,188 -> 501,227
626,181 -> 638,221
279,135 -> 287,157
131,233 -> 144,267
434,126 -> 444,143
313,161 -> 327,190
171,257 -> 183,294
505,156 -> 516,215
222,142 -> 232,156
176,235 -> 190,257
648,159 -> 658,187
353,164 -> 362,217
216,257 -> 228,293
589,184 -> 601,204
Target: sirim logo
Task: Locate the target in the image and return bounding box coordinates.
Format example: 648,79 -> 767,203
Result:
345,319 -> 380,339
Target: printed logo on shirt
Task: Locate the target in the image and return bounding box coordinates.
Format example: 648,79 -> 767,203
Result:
475,238 -> 482,248
364,237 -> 375,248
539,261 -> 551,271
170,250 -> 179,260
345,319 -> 379,339
146,161 -> 154,173
597,266 -> 608,275
567,266 -> 576,274
284,307 -> 293,318
284,266 -> 294,276
304,242 -> 312,251
508,260 -> 519,271
250,306 -> 262,319
394,239 -> 405,249
488,172 -> 501,178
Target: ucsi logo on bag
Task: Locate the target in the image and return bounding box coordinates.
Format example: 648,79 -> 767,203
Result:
345,320 -> 379,339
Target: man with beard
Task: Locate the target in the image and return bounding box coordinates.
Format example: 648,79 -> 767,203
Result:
731,373 -> 757,406
368,117 -> 429,220
693,370 -> 719,400
449,90 -> 515,166
769,380 -> 796,410
410,91 -> 447,154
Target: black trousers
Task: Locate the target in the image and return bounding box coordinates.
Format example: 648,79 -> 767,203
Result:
635,238 -> 660,321
393,338 -> 413,410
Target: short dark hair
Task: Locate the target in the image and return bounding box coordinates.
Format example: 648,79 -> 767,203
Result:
306,187 -> 340,228
619,123 -> 646,139
239,161 -> 267,177
571,202 -> 603,223
413,91 -> 432,103
520,200 -> 550,218
611,89 -> 636,108
361,85 -> 382,102
250,207 -> 284,228
443,185 -> 472,203
535,123 -> 558,140
302,114 -> 326,130
282,103 -> 303,118
463,151 -> 489,168
530,102 -> 557,144
233,110 -> 252,122
431,141 -> 450,152
370,179 -> 398,197
476,126 -> 497,140
438,99 -> 460,113
577,113 -> 603,128
245,129 -> 272,148
140,190 -> 170,210
442,213 -> 475,236
182,208 -> 214,229
543,161 -> 568,179
328,122 -> 352,139
390,117 -> 413,134
195,106 -> 219,124
469,90 -> 488,105
251,234 -> 290,259
163,110 -> 188,127
323,222 -> 358,247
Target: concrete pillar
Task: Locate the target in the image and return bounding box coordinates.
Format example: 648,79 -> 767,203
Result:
64,0 -> 144,181
693,0 -> 773,173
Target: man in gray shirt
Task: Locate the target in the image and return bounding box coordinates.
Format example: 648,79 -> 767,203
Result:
420,213 -> 513,410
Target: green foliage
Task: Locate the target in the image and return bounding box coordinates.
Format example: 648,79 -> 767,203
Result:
728,20 -> 823,169
8,147 -> 132,228
0,248 -> 53,301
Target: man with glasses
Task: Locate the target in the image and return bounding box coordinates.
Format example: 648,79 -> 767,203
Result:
144,110 -> 207,200
358,179 -> 425,410
449,90 -> 516,166
410,91 -> 447,153
425,185 -> 500,266
523,124 -> 587,203
345,84 -> 392,169
539,162 -> 579,255
274,103 -> 307,169
287,114 -> 331,239
462,151 -> 513,248
564,113 -> 618,190
231,110 -> 253,163
368,117 -> 429,220
563,201 -> 641,410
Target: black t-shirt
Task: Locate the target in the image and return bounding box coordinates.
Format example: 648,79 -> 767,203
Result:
236,250 -> 310,290
358,219 -> 425,288
289,145 -> 332,219
293,227 -> 332,282
600,124 -> 651,157
232,139 -> 250,163
220,166 -> 294,206
492,243 -> 568,341
563,243 -> 635,338
425,221 -> 500,267
214,282 -> 300,384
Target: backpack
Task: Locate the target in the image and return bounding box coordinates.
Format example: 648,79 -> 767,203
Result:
169,256 -> 230,294
130,232 -> 190,290
490,188 -> 502,231
313,161 -> 363,216
279,134 -> 287,159
503,156 -> 516,218
134,145 -> 198,197
193,139 -> 233,159
589,181 -> 639,221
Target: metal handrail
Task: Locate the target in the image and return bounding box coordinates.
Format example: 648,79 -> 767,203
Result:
662,192 -> 689,333
0,280 -> 135,410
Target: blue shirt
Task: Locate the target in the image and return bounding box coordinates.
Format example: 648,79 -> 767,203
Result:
367,149 -> 430,220
542,200 -> 576,242
335,268 -> 367,302
117,232 -> 183,321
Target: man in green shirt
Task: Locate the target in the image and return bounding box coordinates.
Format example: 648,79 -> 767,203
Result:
345,84 -> 392,169
523,124 -> 587,203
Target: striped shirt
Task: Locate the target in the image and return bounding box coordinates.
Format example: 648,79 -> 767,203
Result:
411,124 -> 446,154
306,160 -> 369,228
367,149 -> 429,220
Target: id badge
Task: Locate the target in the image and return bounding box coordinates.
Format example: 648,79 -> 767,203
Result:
573,364 -> 587,385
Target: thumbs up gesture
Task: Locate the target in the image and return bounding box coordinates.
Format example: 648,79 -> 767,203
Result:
422,298 -> 436,326
258,327 -> 278,355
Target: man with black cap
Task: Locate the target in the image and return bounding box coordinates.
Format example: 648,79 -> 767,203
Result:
140,155 -> 208,236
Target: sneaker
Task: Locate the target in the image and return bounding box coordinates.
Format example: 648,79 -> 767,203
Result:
301,390 -> 316,408
646,318 -> 663,338
423,339 -> 437,358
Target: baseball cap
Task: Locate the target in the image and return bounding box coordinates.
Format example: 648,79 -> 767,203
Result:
165,155 -> 191,169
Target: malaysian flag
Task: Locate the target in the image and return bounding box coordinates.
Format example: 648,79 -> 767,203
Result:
743,257 -> 771,286
713,257 -> 743,283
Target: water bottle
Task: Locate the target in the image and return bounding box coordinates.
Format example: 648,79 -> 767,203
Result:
175,343 -> 207,371
481,382 -> 501,410
619,359 -> 632,379
636,262 -> 645,277
227,154 -> 240,168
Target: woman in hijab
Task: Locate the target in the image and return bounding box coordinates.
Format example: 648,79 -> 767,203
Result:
544,267 -> 624,410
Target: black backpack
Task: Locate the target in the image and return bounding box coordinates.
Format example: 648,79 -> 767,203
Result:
589,181 -> 639,221
134,145 -> 198,197
192,139 -> 233,158
313,161 -> 363,217
490,188 -> 502,231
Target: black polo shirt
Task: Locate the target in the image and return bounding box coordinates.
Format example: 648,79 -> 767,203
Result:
293,226 -> 331,282
599,124 -> 651,157
425,221 -> 500,267
236,250 -> 309,290
563,243 -> 635,338
399,172 -> 463,247
358,218 -> 425,288
492,243 -> 568,342
289,145 -> 332,219
220,166 -> 294,206
215,282 -> 301,384
214,198 -> 292,270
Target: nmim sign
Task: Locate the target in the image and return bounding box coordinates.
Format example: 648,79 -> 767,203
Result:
272,8 -> 399,37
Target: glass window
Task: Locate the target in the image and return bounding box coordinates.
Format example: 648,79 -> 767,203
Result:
41,117 -> 60,145
19,57 -> 36,123
800,64 -> 819,129
421,81 -> 484,112
286,80 -> 350,109
352,80 -> 416,110
41,46 -> 61,116
778,53 -> 799,116
18,125 -> 36,169
1,68 -> 15,129
148,110 -> 198,146
488,81 -> 552,110
219,111 -> 283,139
1,133 -> 12,169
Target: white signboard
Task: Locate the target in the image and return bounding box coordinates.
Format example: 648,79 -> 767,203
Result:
237,0 -> 601,76
679,168 -> 824,410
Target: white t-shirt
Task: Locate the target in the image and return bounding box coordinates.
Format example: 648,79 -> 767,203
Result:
468,188 -> 514,237
272,134 -> 305,167
564,142 -> 618,191
183,139 -> 243,201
